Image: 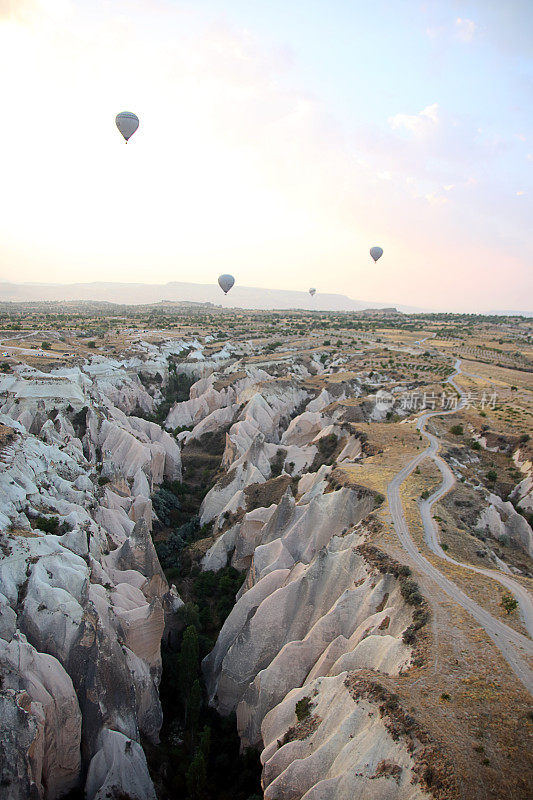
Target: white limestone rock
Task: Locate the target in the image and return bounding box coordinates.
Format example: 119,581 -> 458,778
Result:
201,527 -> 238,572
281,412 -> 325,447
261,674 -> 429,800
510,475 -> 533,513
0,635 -> 82,800
476,493 -> 533,557
85,729 -> 157,800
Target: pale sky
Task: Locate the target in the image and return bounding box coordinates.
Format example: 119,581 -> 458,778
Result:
0,0 -> 532,312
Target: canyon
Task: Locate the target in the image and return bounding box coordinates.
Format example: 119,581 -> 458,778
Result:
0,312 -> 532,800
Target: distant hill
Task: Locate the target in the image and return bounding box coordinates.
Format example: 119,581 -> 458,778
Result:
488,309 -> 533,318
0,281 -> 413,312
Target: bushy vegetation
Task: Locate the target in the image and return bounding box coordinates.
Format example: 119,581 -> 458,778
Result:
155,517 -> 211,576
295,696 -> 312,721
399,577 -> 424,607
137,364 -> 196,425
265,341 -> 282,352
402,606 -> 430,645
317,433 -> 338,462
33,515 -> 60,534
270,448 -> 286,478
71,406 -> 88,438
501,594 -> 518,615
152,484 -> 183,527
151,561 -> 261,799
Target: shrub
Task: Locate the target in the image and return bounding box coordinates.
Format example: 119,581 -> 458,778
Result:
400,577 -> 423,606
402,626 -> 417,645
295,697 -> 312,721
450,424 -> 463,436
71,406 -> 88,437
171,425 -> 193,437
264,341 -> 282,353
41,341 -> 51,350
34,516 -> 59,534
270,449 -> 286,478
155,517 -> 202,571
486,470 -> 497,483
87,341 -> 96,348
501,594 -> 518,614
152,485 -> 181,526
317,433 -> 338,462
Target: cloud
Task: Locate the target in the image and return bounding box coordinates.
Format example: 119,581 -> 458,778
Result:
388,103 -> 440,135
425,25 -> 445,40
0,0 -> 69,21
425,191 -> 449,206
0,0 -> 33,19
455,17 -> 476,42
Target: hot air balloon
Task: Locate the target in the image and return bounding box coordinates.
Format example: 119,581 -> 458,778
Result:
309,288 -> 316,297
370,246 -> 383,263
116,112 -> 139,143
218,274 -> 235,294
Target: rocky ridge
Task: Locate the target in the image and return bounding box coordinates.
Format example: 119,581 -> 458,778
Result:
0,345 -> 187,799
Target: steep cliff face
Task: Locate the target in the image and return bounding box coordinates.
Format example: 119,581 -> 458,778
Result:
0,351 -> 184,799
261,674 -> 431,800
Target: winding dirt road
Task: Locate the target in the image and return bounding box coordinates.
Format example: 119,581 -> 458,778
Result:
387,358 -> 533,694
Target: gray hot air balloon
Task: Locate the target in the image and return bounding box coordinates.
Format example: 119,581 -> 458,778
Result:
370,246 -> 383,263
115,112 -> 139,143
309,288 -> 316,296
218,274 -> 235,294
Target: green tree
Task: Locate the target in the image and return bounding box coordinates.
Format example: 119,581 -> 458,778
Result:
179,625 -> 199,722
198,725 -> 211,762
187,679 -> 202,744
186,750 -> 207,800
